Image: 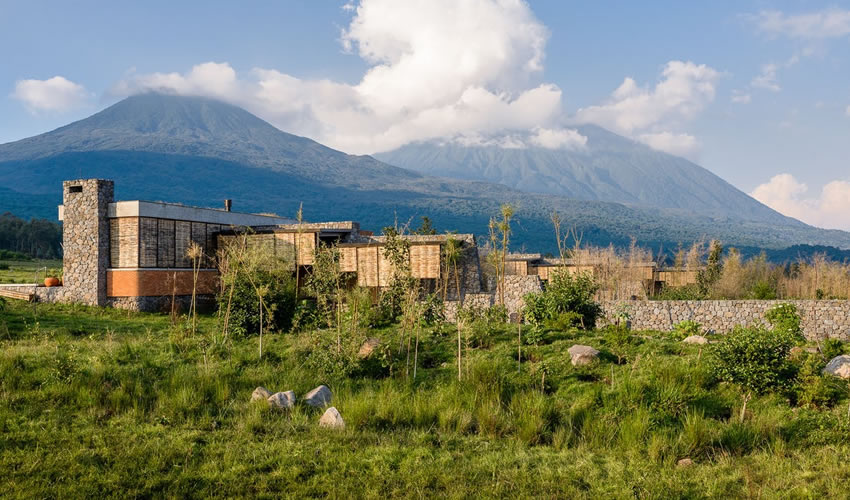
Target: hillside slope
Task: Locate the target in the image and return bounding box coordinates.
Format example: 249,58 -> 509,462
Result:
1,93 -> 849,252
375,125 -> 796,225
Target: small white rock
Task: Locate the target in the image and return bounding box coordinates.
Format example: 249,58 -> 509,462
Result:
303,385 -> 333,407
318,407 -> 345,429
267,390 -> 296,411
682,335 -> 708,345
358,338 -> 381,359
251,386 -> 272,402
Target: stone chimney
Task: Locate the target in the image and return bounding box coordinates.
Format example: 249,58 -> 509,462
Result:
61,179 -> 114,306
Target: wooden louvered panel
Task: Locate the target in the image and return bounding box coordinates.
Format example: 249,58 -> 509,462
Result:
339,247 -> 357,272
410,244 -> 440,279
175,221 -> 192,268
157,220 -> 176,268
109,218 -> 139,268
356,246 -> 379,287
139,218 -> 159,268
378,247 -> 393,287
297,232 -> 316,265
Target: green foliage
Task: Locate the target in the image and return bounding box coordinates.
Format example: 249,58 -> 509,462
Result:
793,353 -> 845,409
749,280 -> 778,300
306,245 -> 345,329
3,300 -> 850,497
544,269 -> 602,329
0,213 -> 62,259
708,326 -> 798,395
218,249 -> 296,337
764,303 -> 802,340
697,241 -> 723,296
412,216 -> 437,235
603,324 -> 637,363
821,338 -> 847,360
0,296 -> 6,312
545,311 -> 583,332
673,320 -> 702,340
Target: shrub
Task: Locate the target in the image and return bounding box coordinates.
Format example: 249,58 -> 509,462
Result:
821,338 -> 846,360
0,296 -> 6,312
764,303 -> 803,341
794,353 -> 844,409
708,325 -> 798,421
673,320 -> 701,340
523,270 -> 602,331
652,284 -> 704,301
545,270 -> 602,329
218,248 -> 297,337
0,263 -> 9,270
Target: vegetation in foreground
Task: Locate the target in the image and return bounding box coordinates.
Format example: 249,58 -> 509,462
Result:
2,299 -> 850,498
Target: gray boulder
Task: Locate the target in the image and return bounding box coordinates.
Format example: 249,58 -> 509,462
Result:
682,335 -> 708,345
568,345 -> 600,366
251,386 -> 272,402
267,390 -> 296,411
823,355 -> 850,379
303,385 -> 333,407
319,407 -> 345,429
358,338 -> 381,359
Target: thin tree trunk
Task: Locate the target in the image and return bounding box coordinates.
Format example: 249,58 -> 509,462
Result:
740,392 -> 751,423
258,297 -> 263,360
517,319 -> 522,372
413,316 -> 420,380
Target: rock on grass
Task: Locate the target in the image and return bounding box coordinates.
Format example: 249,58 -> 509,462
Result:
568,345 -> 599,366
268,391 -> 296,411
251,387 -> 272,402
304,385 -> 332,407
319,407 -> 345,429
823,355 -> 850,379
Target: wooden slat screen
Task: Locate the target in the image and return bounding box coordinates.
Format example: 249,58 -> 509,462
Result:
356,246 -> 379,287
410,244 -> 441,279
157,220 -> 176,268
175,221 -> 192,267
139,218 -> 159,268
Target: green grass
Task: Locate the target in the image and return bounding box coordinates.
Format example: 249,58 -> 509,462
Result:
1,301 -> 849,498
0,259 -> 62,284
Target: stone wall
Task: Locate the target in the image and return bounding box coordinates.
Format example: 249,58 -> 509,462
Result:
108,295 -> 217,313
61,179 -> 113,306
600,300 -> 850,341
444,275 -> 542,322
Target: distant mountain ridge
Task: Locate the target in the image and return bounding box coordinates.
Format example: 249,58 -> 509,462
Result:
2,93 -> 849,253
375,125 -> 796,225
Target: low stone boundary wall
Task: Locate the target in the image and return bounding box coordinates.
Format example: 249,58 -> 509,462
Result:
601,300 -> 850,341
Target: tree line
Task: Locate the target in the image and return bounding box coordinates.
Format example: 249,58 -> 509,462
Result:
0,212 -> 62,259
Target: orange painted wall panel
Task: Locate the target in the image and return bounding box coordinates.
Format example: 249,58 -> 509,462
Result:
107,269 -> 219,297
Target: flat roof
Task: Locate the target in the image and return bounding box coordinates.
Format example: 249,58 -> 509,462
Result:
59,200 -> 296,226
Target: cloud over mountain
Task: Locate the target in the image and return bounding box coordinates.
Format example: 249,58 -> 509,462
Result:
111,0 -> 579,154
574,61 -> 720,160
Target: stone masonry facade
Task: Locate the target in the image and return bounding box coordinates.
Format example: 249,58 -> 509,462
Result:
61,179 -> 113,306
600,300 -> 850,341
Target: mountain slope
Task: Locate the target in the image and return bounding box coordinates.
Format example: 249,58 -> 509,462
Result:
375,125 -> 794,225
1,93 -> 849,252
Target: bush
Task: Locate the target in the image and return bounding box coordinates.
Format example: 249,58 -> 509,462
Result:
673,320 -> 702,340
821,338 -> 847,360
793,353 -> 844,409
708,326 -> 798,400
653,284 -> 704,301
765,303 -> 802,340
218,249 -> 297,337
523,270 -> 602,331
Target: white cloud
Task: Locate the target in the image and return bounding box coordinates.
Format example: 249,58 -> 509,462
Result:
529,127 -> 587,150
11,76 -> 89,113
637,132 -> 700,160
751,174 -> 850,230
111,0 -> 571,154
751,63 -> 781,91
749,9 -> 850,39
574,60 -> 719,159
731,91 -> 751,104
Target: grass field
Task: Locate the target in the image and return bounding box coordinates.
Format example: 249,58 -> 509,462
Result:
0,259 -> 62,284
1,299 -> 849,498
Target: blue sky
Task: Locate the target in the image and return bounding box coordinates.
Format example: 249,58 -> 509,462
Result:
2,1 -> 849,228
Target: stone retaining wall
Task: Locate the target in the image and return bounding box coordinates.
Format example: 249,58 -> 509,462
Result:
600,300 -> 850,341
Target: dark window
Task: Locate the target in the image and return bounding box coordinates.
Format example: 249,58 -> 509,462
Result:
69,185 -> 83,193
